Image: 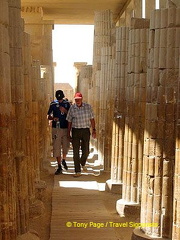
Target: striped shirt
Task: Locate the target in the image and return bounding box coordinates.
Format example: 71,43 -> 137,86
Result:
66,103 -> 94,128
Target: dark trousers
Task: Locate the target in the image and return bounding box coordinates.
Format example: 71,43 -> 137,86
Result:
72,128 -> 90,173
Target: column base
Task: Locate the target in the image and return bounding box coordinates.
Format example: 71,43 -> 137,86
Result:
131,228 -> 171,240
29,199 -> 45,219
105,179 -> 122,195
17,230 -> 40,240
116,199 -> 140,217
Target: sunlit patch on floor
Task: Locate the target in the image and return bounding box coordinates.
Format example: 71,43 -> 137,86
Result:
59,181 -> 98,190
58,180 -> 106,191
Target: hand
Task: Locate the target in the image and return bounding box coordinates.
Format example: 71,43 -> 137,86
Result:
53,117 -> 59,122
67,132 -> 72,142
92,130 -> 96,139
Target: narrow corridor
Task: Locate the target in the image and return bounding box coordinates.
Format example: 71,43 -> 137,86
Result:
49,149 -> 139,240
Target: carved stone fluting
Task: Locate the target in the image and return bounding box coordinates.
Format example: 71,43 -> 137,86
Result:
92,10 -> 115,164
116,19 -> 149,216
99,46 -> 116,171
172,51 -> 180,240
22,8 -> 54,177
0,0 -> 9,26
78,64 -> 92,104
132,6 -> 179,240
31,60 -> 41,182
0,1 -> 16,239
8,0 -> 30,236
74,62 -> 87,93
22,32 -> 35,203
22,32 -> 48,240
105,56 -> 116,170
38,64 -> 54,168
106,27 -> 129,194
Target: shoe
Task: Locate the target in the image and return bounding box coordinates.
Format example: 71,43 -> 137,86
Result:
62,159 -> 68,170
73,172 -> 81,177
82,165 -> 87,172
55,168 -> 62,175
55,164 -> 63,175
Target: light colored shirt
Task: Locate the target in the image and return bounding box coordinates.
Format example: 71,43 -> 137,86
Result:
66,103 -> 94,128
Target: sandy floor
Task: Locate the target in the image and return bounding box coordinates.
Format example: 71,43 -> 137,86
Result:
28,152 -> 140,240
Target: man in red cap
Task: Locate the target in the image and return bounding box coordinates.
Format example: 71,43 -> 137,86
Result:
66,92 -> 96,177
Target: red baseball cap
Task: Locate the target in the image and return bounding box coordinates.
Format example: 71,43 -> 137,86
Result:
74,92 -> 83,99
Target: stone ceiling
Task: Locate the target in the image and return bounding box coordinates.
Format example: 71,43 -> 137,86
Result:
21,0 -> 129,24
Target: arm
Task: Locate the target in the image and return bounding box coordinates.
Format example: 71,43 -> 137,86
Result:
90,118 -> 96,139
47,114 -> 58,122
67,122 -> 72,139
47,114 -> 53,120
47,102 -> 59,121
66,105 -> 73,139
47,104 -> 53,120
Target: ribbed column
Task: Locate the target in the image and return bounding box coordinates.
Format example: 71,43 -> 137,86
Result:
116,19 -> 149,216
92,10 -> 115,166
104,50 -> 116,171
132,5 -> 179,239
91,10 -> 114,156
145,0 -> 155,19
0,0 -> 16,239
21,6 -> 54,95
172,51 -> 180,240
9,0 -> 30,236
40,64 -> 55,163
106,27 -> 129,193
22,5 -> 54,180
76,64 -> 92,103
31,60 -> 41,181
98,46 -> 115,170
73,62 -> 87,93
22,32 -> 35,203
159,0 -> 167,8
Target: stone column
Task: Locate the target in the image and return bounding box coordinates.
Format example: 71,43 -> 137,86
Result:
100,46 -> 116,171
73,62 -> 87,93
106,26 -> 129,194
21,6 -> 54,179
92,10 -> 115,166
146,0 -> 156,19
21,6 -> 54,97
8,0 -> 31,235
132,4 -> 179,239
116,18 -> 150,216
78,64 -> 92,103
172,51 -> 180,240
134,0 -> 142,18
22,32 -> 36,203
159,0 -> 167,8
0,0 -> 17,238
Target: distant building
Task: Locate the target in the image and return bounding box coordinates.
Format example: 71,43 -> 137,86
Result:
54,83 -> 74,102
